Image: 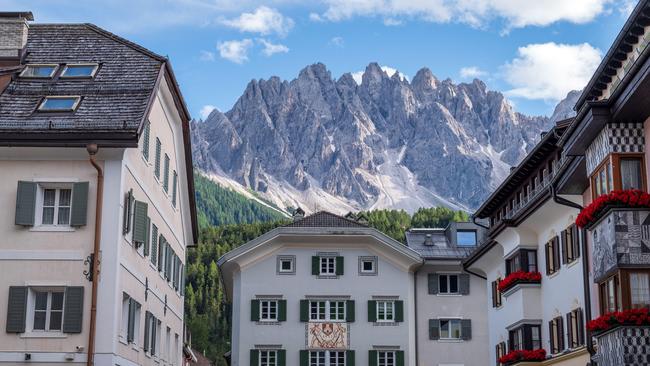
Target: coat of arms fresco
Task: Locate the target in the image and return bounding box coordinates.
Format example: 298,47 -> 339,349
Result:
307,322 -> 348,349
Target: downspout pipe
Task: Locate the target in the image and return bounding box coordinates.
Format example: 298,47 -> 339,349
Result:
550,184 -> 595,359
86,144 -> 103,366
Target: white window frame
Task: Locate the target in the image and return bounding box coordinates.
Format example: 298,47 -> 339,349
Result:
309,300 -> 346,321
439,318 -> 462,340
277,256 -> 295,274
26,287 -> 65,333
359,256 -> 377,275
37,96 -> 81,112
60,63 -> 99,78
320,256 -> 336,276
309,350 -> 345,366
376,301 -> 395,322
259,350 -> 278,366
377,351 -> 395,366
19,63 -> 59,78
260,300 -> 278,322
438,274 -> 460,295
35,183 -> 73,229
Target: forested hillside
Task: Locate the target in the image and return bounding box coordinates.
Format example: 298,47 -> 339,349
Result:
194,172 -> 287,227
184,207 -> 468,364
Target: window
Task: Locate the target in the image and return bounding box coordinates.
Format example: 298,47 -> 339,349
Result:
165,326 -> 171,361
60,63 -> 98,78
506,249 -> 537,275
491,279 -> 502,308
495,342 -> 507,366
277,256 -> 295,274
567,308 -> 584,349
38,96 -> 81,111
440,319 -> 462,339
260,300 -> 278,321
599,274 -> 621,314
320,257 -> 336,275
38,187 -> 72,226
508,324 -> 541,351
154,138 -> 162,180
121,293 -> 141,344
457,230 -> 477,246
171,170 -> 178,207
376,301 -> 395,322
259,350 -> 277,366
591,155 -> 646,199
142,121 -> 151,161
549,317 -> 564,354
310,300 -> 346,321
144,312 -> 158,355
630,272 -> 650,309
32,290 -> 64,332
562,225 -> 580,264
378,351 -> 395,366
592,159 -> 612,198
20,64 -> 58,78
163,154 -> 170,192
438,274 -> 459,294
309,351 -> 345,366
359,256 -> 377,275
621,157 -> 643,190
545,236 -> 560,275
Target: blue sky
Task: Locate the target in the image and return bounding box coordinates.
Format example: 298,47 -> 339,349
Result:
1,0 -> 637,118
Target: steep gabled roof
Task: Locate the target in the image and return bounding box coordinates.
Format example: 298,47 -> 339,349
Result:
284,211 -> 368,228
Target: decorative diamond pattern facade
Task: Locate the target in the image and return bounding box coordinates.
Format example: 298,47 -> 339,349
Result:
595,326 -> 650,366
585,123 -> 645,175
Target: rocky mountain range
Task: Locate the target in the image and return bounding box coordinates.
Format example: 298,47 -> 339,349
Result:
191,62 -> 578,214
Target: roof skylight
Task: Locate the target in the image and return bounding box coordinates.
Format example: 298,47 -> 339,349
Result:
38,96 -> 81,112
60,64 -> 99,78
20,64 -> 58,78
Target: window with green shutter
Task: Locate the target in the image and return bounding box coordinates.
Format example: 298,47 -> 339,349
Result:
6,286 -> 27,333
428,274 -> 439,294
336,256 -> 344,275
157,235 -> 165,272
132,200 -> 148,246
62,286 -> 84,333
367,300 -> 377,322
251,300 -> 260,321
172,170 -> 178,207
15,181 -> 37,226
70,182 -> 89,226
143,216 -> 151,256
142,121 -> 150,161
150,224 -> 158,265
123,189 -> 134,234
346,300 -> 355,322
154,138 -> 162,179
300,300 -> 309,322
163,154 -> 170,192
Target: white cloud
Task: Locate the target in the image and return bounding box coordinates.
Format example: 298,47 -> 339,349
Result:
315,0 -> 612,30
258,39 -> 289,56
351,65 -> 409,85
200,105 -> 217,119
329,36 -> 345,47
383,18 -> 403,26
620,0 -> 637,16
199,50 -> 215,61
501,42 -> 602,101
220,6 -> 294,37
217,39 -> 254,64
309,12 -> 324,22
459,66 -> 487,79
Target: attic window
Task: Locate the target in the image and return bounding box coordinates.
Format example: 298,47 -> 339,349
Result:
38,96 -> 81,112
457,230 -> 477,247
60,64 -> 99,78
20,64 -> 58,78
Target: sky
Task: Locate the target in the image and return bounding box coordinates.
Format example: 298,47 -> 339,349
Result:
1,0 -> 638,119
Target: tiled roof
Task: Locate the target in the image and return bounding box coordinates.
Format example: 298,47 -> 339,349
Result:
406,229 -> 474,259
284,211 -> 368,228
0,23 -> 163,134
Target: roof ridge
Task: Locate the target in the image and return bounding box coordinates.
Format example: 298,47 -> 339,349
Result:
285,210 -> 368,228
82,23 -> 167,62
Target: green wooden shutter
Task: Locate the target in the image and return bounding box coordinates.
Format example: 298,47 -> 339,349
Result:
151,316 -> 157,355
251,299 -> 260,321
278,300 -> 287,321
577,308 -> 585,346
180,263 -> 186,296
250,349 -> 259,366
561,230 -> 568,264
346,300 -> 355,322
277,349 -> 286,366
428,274 -> 439,294
312,256 -> 319,275
172,170 -> 178,207
144,311 -> 151,352
367,300 -> 376,322
6,286 -> 27,333
394,301 -> 404,322
165,243 -> 172,280
123,189 -> 134,234
429,319 -> 440,340
459,274 -> 470,295
142,121 -> 150,160
300,350 -> 309,366
151,225 -> 158,265
368,350 -> 377,366
336,256 -> 344,275
163,154 -> 170,192
396,351 -> 404,366
461,319 -> 472,340
127,298 -> 135,343
300,300 -> 309,322
346,350 -> 355,366
62,286 -> 84,333
132,200 -> 148,245
158,235 -> 165,272
70,182 -> 89,226
143,217 -> 151,256
154,138 -> 162,179
15,181 -> 37,226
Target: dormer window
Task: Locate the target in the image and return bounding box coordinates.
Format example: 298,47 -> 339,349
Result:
60,63 -> 99,78
20,64 -> 58,78
457,230 -> 477,246
38,96 -> 81,112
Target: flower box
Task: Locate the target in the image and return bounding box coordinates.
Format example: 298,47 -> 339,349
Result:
587,308 -> 650,335
498,349 -> 546,365
576,189 -> 650,228
498,271 -> 542,293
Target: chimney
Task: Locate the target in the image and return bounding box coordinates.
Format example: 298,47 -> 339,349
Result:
292,207 -> 305,221
424,234 -> 433,246
0,12 -> 33,66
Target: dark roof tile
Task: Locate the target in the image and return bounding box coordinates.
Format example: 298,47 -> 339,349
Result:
284,211 -> 368,228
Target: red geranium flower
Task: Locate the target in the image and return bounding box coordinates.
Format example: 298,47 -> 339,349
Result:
498,349 -> 546,364
587,308 -> 650,333
576,190 -> 650,228
498,271 -> 542,293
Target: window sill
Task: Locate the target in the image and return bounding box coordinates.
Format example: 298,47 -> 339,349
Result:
359,272 -> 378,276
437,338 -> 464,343
373,322 -> 399,326
256,321 -> 281,325
118,337 -> 129,346
29,226 -> 75,232
20,332 -> 67,339
437,293 -> 462,297
566,259 -> 580,269
547,271 -> 561,280
317,275 -> 339,279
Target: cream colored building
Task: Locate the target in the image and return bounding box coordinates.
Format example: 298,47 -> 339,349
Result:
0,11 -> 197,366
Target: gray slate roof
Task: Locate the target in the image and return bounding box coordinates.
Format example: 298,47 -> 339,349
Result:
284,211 -> 368,228
0,23 -> 163,133
406,228 -> 475,259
